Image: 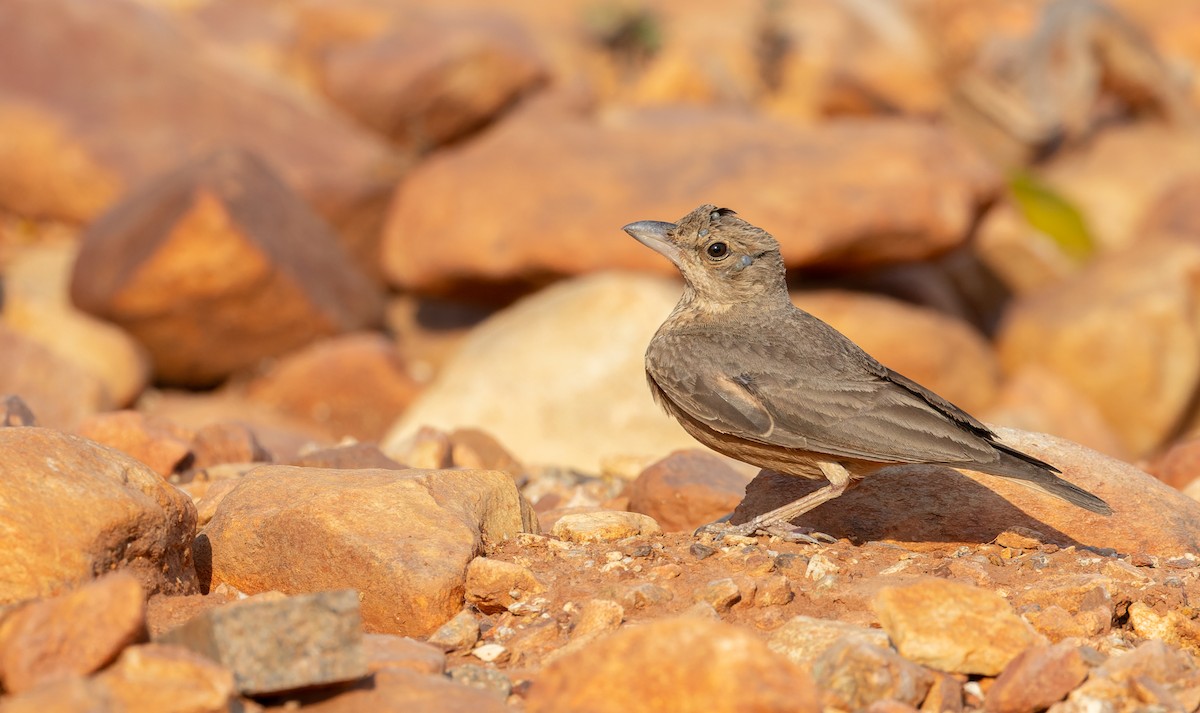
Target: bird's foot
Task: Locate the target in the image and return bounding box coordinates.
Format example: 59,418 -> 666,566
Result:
695,516 -> 835,545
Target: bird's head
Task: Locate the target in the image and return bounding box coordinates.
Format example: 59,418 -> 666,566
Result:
623,205 -> 787,308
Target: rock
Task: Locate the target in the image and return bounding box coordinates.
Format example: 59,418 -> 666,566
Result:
753,575 -> 794,607
997,240 -> 1200,457
0,428 -> 198,603
794,290 -> 1001,414
570,599 -> 625,643
192,479 -> 242,529
1062,640 -> 1200,712
767,615 -> 891,668
811,638 -> 933,712
695,578 -> 742,613
294,668 -> 511,713
526,617 -> 821,713
1011,575 -> 1113,641
76,411 -> 194,478
1138,172 -> 1200,242
923,673 -> 965,713
986,643 -> 1092,713
731,427 -> 1200,556
0,395 -> 36,427
286,443 -> 405,470
1127,602 -> 1200,656
91,643 -> 235,713
159,590 -> 366,696
0,676 -> 114,712
70,148 -> 384,387
627,450 -> 751,532
550,511 -> 661,543
974,201 -> 1078,296
199,466 -> 536,635
874,578 -> 1044,676
2,241 -> 150,406
382,107 -> 997,294
317,12 -> 545,151
244,333 -> 419,441
463,557 -> 545,614
447,663 -> 511,700
0,325 -> 106,429
363,634 -> 444,675
0,572 -> 147,693
386,426 -> 453,470
189,422 -> 272,472
446,428 -> 526,481
384,273 -> 703,472
1145,437 -> 1200,490
0,0 -> 400,269
426,609 -> 480,653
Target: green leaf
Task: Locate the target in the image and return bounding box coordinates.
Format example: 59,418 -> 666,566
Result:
1008,171 -> 1094,262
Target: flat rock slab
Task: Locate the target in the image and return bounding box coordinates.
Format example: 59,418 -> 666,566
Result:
158,589 -> 366,696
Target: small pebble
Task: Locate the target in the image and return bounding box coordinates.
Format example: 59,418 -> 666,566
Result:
471,643 -> 508,663
690,543 -> 717,560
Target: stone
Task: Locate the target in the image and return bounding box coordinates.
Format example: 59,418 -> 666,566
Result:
91,643 -> 235,713
2,241 -> 150,406
0,395 -> 36,427
76,411 -> 194,478
731,427 -> 1200,556
0,572 -> 147,693
386,426 -> 453,470
447,663 -> 511,700
0,676 -> 114,712
244,333 -> 419,441
767,615 -> 891,667
570,599 -> 624,641
1138,173 -> 1200,242
295,668 -> 511,713
463,557 -> 546,614
0,325 -> 106,429
199,466 -> 536,635
189,422 -> 271,472
526,617 -> 821,713
696,578 -> 742,613
1011,575 -> 1113,641
794,290 -> 1001,414
317,12 -> 545,151
619,582 -> 674,610
286,443 -> 405,471
550,511 -> 661,543
70,148 -> 384,387
158,590 -> 366,696
874,578 -> 1044,676
447,428 -> 526,481
986,643 -> 1091,713
923,673 -> 965,713
0,428 -> 198,603
363,635 -> 444,675
1063,640 -> 1200,712
753,575 -> 794,607
384,273 -> 704,472
1127,602 -> 1200,656
811,639 -> 933,712
627,450 -> 752,532
974,201 -> 1078,296
0,0 -> 400,269
1146,437 -> 1200,491
997,240 -> 1200,456
426,609 -> 480,652
382,107 -> 997,294
193,479 -> 243,529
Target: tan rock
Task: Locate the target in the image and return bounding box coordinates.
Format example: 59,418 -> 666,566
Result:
767,615 -> 891,668
0,675 -> 115,713
874,578 -> 1044,676
551,511 -> 661,543
0,428 -> 198,603
384,273 -> 704,472
526,617 -> 821,713
627,450 -> 751,532
296,668 -> 511,713
794,290 -> 1001,414
363,634 -> 445,675
382,106 -> 997,294
1011,575 -> 1113,641
2,241 -> 150,406
812,638 -> 933,712
975,200 -> 1079,296
463,557 -> 545,614
192,479 -> 242,529
286,443 -> 405,470
1138,172 -> 1200,242
76,411 -> 194,478
426,609 -> 480,653
244,333 -> 419,441
0,572 -> 147,693
92,644 -> 235,713
1062,640 -> 1200,712
0,0 -> 400,269
200,466 -> 536,635
1128,602 -> 1200,657
986,643 -> 1091,713
923,673 -> 965,713
731,427 -> 1200,556
1145,437 -> 1200,491
447,428 -> 526,481
70,148 -> 384,387
0,325 -> 106,430
189,422 -> 271,472
318,12 -> 545,151
997,240 -> 1200,456
0,395 -> 37,427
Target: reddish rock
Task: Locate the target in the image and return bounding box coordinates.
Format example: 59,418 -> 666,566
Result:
732,427 -> 1200,556
70,148 -> 384,387
287,443 -> 405,470
463,557 -> 546,615
766,615 -> 891,668
447,428 -> 526,480
985,643 -> 1091,713
0,428 -> 198,604
189,422 -> 272,471
526,617 -> 821,713
76,411 -> 194,478
0,395 -> 36,427
1146,437 -> 1200,490
244,333 -> 419,441
91,643 -> 235,713
0,325 -> 106,430
627,450 -> 751,532
0,572 -> 147,694
381,106 -> 997,294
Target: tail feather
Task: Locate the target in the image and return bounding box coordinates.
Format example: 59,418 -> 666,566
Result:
973,444 -> 1112,516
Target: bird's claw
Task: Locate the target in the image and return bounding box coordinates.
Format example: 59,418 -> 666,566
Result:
694,518 -> 835,545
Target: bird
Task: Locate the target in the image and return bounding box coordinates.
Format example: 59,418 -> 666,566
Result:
623,204 -> 1111,541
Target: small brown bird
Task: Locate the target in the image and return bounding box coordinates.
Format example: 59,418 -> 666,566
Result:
624,204 -> 1111,540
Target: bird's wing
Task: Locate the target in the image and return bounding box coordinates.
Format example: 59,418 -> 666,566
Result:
646,322 -> 999,465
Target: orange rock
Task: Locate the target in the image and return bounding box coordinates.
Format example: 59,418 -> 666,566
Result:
985,643 -> 1091,713
189,421 -> 272,471
76,411 -> 194,478
627,450 -> 751,532
1145,437 -> 1200,491
296,668 -> 510,713
92,644 -> 235,713
0,325 -> 106,430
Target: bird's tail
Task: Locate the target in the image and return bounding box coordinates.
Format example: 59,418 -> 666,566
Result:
972,443 -> 1112,516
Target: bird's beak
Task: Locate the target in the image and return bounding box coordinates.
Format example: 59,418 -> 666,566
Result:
623,220 -> 682,265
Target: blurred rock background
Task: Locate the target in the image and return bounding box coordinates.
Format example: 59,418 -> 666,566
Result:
4,0 -> 1200,494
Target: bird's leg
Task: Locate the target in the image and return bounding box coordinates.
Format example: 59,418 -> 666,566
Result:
708,462 -> 850,543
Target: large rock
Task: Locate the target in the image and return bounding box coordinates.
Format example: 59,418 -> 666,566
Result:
381,106 -> 998,294
997,240 -> 1200,456
731,426 -> 1200,556
70,148 -> 384,386
0,0 -> 400,269
526,617 -> 821,713
627,450 -> 752,532
199,466 -> 536,636
383,272 -> 703,472
0,326 -> 106,430
0,428 -> 198,603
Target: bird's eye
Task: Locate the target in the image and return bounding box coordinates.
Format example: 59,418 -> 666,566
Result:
706,242 -> 728,259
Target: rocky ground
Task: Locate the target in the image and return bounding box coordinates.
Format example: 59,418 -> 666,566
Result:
5,0 -> 1200,711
